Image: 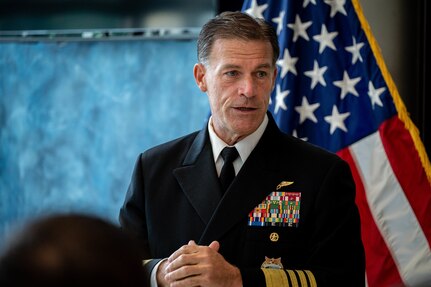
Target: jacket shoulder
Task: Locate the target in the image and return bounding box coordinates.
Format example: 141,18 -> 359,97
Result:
278,132 -> 343,164
140,130 -> 201,162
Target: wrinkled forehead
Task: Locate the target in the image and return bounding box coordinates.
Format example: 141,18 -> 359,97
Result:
208,38 -> 275,67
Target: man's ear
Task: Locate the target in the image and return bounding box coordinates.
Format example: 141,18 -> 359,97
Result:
193,63 -> 207,92
271,66 -> 278,91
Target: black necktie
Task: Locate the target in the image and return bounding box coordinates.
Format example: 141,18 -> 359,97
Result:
219,147 -> 239,192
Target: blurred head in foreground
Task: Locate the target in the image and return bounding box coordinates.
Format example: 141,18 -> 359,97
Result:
0,214 -> 147,287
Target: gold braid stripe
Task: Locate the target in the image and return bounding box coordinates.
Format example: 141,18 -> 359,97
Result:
261,268 -> 289,287
260,268 -> 318,287
287,269 -> 299,287
304,270 -> 317,287
296,270 -> 308,286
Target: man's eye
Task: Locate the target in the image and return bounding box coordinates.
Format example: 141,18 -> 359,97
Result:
225,71 -> 239,77
256,71 -> 268,78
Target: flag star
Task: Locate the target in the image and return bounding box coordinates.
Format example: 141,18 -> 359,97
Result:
313,24 -> 338,54
244,0 -> 268,19
277,48 -> 298,78
287,15 -> 312,42
295,96 -> 320,124
304,60 -> 328,89
272,10 -> 286,35
368,81 -> 386,109
324,0 -> 347,18
333,71 -> 361,99
292,129 -> 308,141
345,37 -> 364,64
274,85 -> 290,114
303,0 -> 317,8
324,105 -> 351,134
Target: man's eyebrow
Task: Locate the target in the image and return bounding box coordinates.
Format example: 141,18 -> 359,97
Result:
256,63 -> 272,69
220,64 -> 241,70
220,63 -> 273,70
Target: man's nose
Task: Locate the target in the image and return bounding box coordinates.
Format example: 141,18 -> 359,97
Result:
239,76 -> 256,98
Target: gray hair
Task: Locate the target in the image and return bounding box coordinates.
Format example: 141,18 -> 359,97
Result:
197,11 -> 280,66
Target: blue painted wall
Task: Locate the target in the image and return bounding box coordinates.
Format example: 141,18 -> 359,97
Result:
0,39 -> 209,246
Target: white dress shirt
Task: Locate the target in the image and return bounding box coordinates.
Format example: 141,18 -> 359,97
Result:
208,114 -> 268,176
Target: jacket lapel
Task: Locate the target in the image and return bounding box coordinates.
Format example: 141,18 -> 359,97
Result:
173,115 -> 296,245
173,128 -> 222,225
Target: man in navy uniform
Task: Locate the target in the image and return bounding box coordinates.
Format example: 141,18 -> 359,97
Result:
120,11 -> 365,287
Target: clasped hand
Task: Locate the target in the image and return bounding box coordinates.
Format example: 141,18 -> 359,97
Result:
157,240 -> 242,287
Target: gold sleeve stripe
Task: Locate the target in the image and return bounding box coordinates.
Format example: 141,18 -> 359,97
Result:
261,268 -> 289,287
295,270 -> 308,287
304,270 -> 317,287
286,269 -> 299,287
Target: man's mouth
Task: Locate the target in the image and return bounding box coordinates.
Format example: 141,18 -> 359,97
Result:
235,107 -> 257,111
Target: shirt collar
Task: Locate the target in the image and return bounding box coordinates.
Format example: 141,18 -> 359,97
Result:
208,114 -> 268,164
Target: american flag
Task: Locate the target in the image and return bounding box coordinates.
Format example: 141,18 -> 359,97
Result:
242,0 -> 431,286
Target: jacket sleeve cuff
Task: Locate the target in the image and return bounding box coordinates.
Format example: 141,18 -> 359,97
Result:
143,258 -> 162,286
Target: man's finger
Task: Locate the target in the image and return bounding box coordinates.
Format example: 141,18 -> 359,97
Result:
165,263 -> 201,284
168,243 -> 198,263
208,240 -> 220,252
166,252 -> 200,274
188,240 -> 197,246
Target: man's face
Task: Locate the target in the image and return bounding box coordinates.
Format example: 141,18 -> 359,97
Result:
194,38 -> 277,145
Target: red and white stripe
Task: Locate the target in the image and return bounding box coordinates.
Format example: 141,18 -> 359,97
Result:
338,116 -> 431,287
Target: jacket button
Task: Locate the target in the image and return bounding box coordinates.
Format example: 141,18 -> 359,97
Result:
269,232 -> 279,242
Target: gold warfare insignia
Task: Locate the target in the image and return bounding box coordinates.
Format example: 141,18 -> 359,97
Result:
276,181 -> 294,190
